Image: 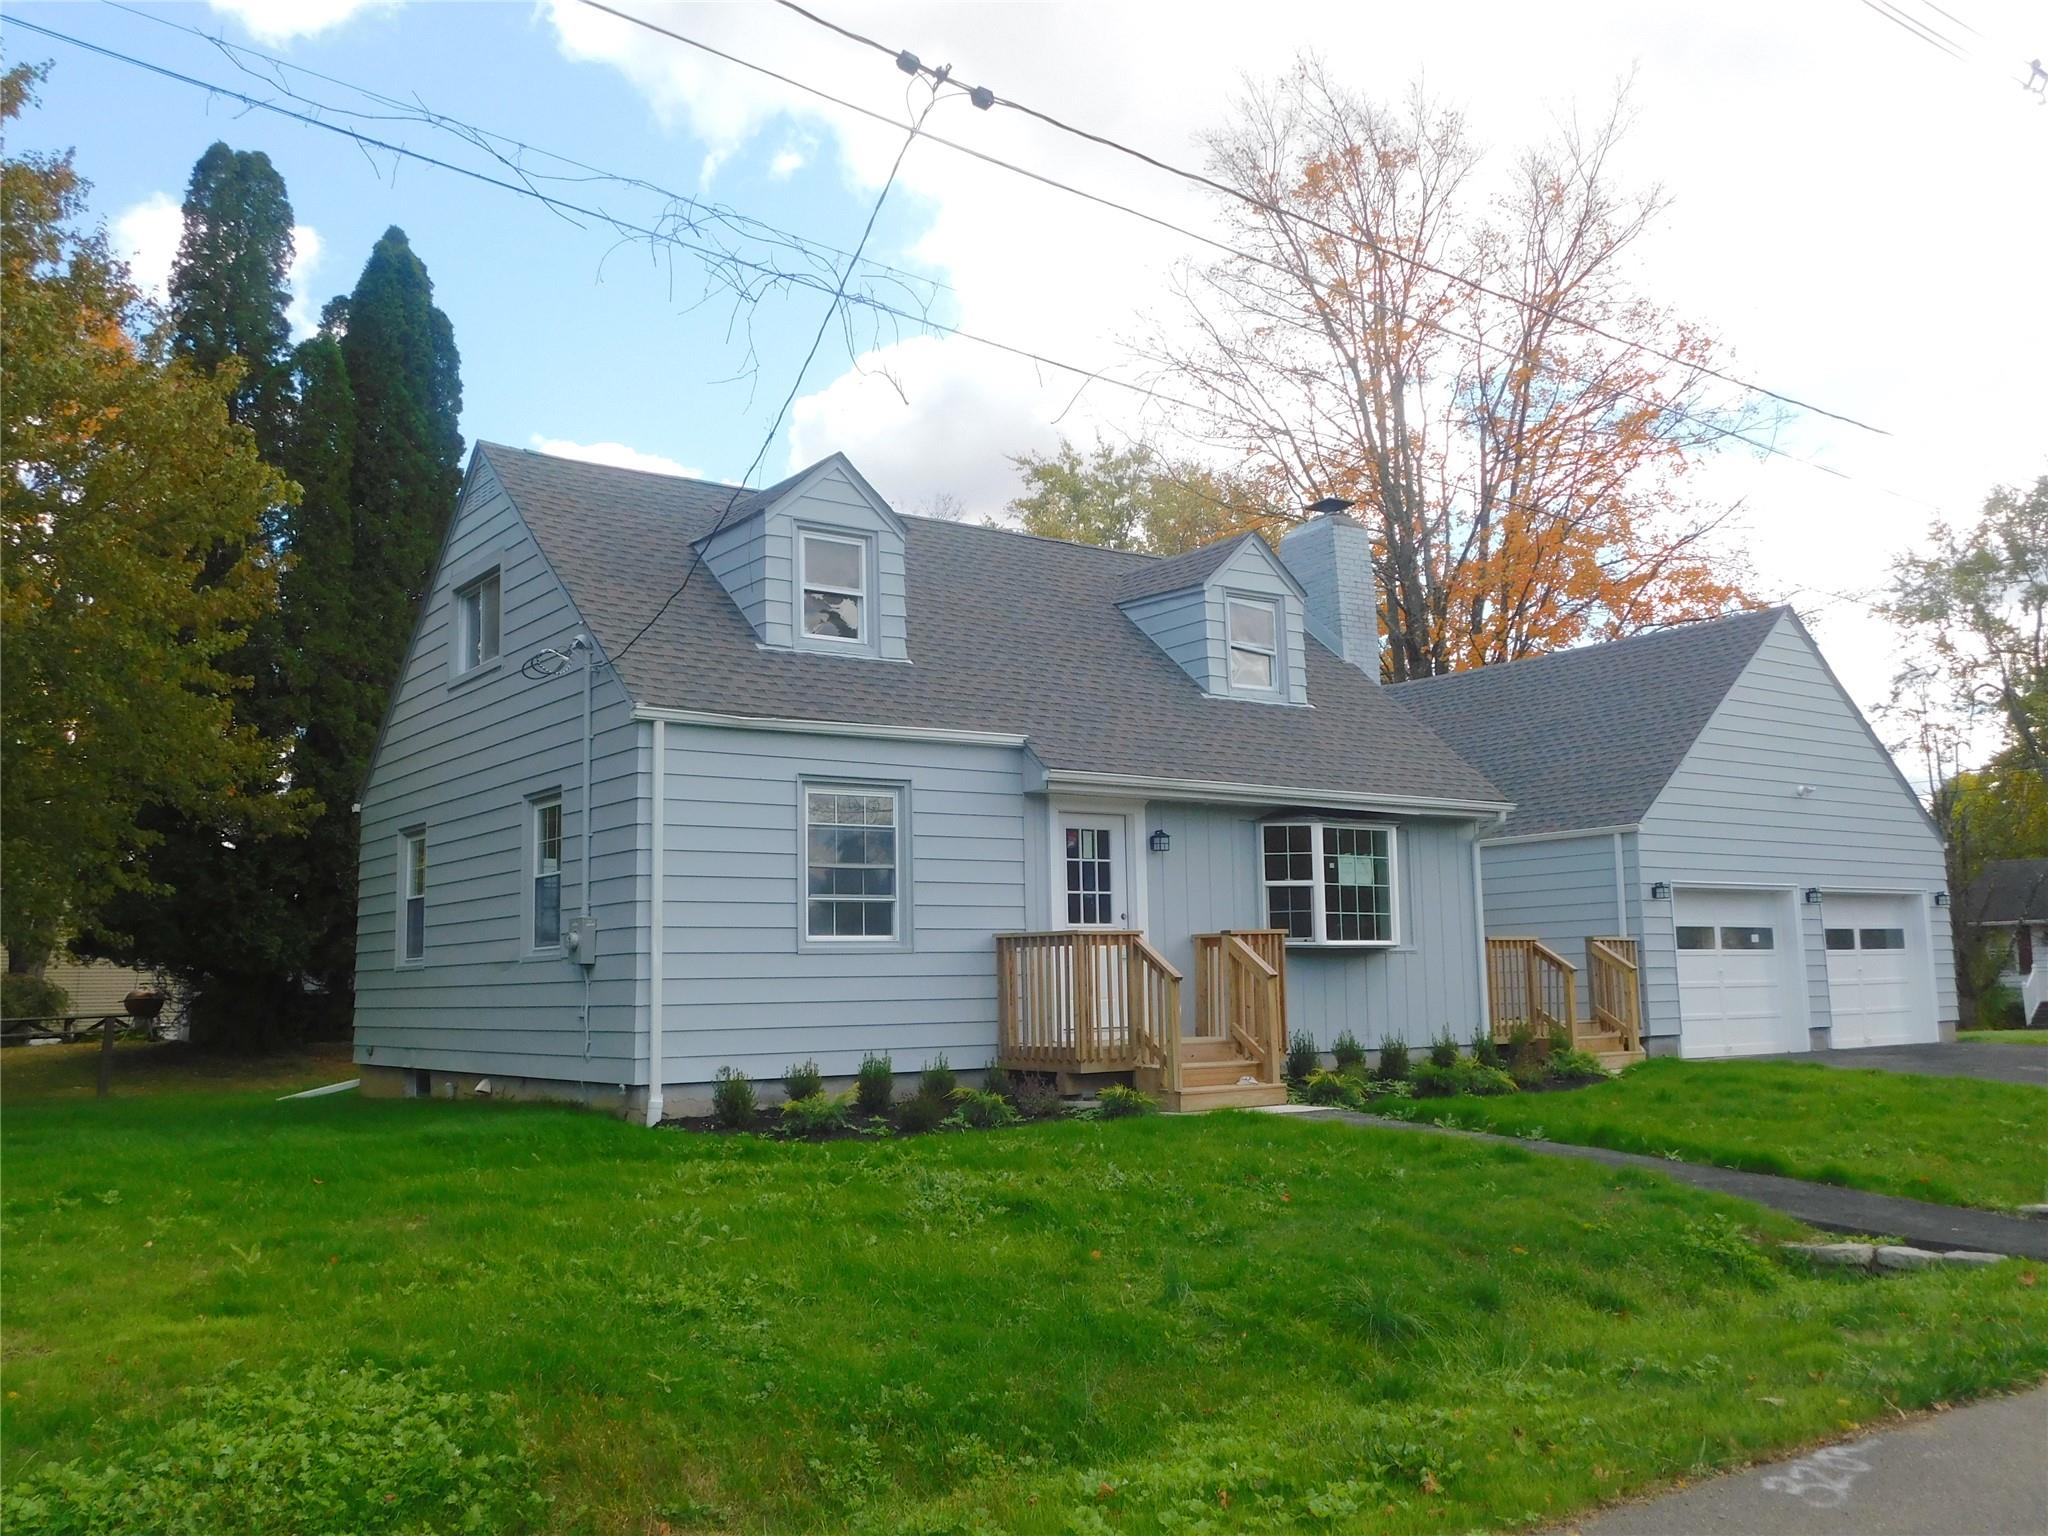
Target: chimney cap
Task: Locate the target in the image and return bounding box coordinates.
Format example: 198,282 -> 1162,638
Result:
1305,496 -> 1355,515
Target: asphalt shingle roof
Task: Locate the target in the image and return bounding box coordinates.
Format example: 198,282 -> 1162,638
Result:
480,443 -> 1506,810
1112,535 -> 1256,603
1964,859 -> 2048,925
1389,607 -> 1788,838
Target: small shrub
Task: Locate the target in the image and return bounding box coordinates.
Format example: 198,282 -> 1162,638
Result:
1503,1020 -> 1539,1067
779,1092 -> 851,1135
1547,1047 -> 1609,1085
950,1087 -> 1019,1130
855,1052 -> 894,1115
1,972 -> 70,1021
712,1066 -> 756,1130
1375,1036 -> 1410,1082
920,1053 -> 956,1101
1471,1028 -> 1503,1071
895,1092 -> 949,1134
1285,1032 -> 1319,1082
1546,1021 -> 1573,1058
1011,1074 -> 1065,1119
1096,1084 -> 1156,1118
1975,984 -> 2023,1032
982,1063 -> 1013,1101
1330,1030 -> 1365,1071
783,1058 -> 824,1103
1303,1067 -> 1367,1109
1509,1057 -> 1549,1091
1412,1059 -> 1518,1098
1429,1031 -> 1459,1069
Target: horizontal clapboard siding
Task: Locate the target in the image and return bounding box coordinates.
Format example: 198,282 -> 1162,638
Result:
354,458 -> 646,1080
1638,614 -> 1956,1030
657,723 -> 1028,1083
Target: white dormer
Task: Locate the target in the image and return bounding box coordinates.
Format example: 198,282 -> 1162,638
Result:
1115,533 -> 1309,705
698,454 -> 909,661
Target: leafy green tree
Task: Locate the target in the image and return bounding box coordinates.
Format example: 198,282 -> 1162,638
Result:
168,141 -> 295,447
1008,437 -> 1279,554
1,65 -> 298,970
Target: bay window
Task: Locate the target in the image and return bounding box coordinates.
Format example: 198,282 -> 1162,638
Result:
1260,820 -> 1398,945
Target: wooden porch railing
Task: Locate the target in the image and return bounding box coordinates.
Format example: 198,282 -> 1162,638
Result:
995,931 -> 1180,1070
1485,937 -> 1578,1040
1192,929 -> 1287,1084
1585,936 -> 1642,1052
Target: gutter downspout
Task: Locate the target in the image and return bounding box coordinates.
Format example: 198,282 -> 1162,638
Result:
575,634 -> 596,1084
644,718 -> 665,1126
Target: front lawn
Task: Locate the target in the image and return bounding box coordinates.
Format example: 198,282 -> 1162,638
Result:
1398,1058 -> 2048,1210
4,1068 -> 2046,1535
1960,1029 -> 2048,1046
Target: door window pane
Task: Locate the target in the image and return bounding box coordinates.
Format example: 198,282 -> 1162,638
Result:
1064,825 -> 1115,926
1675,925 -> 1716,950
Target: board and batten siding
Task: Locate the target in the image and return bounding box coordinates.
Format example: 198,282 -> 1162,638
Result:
1637,613 -> 1957,1034
655,723 -> 1028,1084
1479,832 -> 1629,978
354,458 -> 646,1083
1144,802 -> 1486,1047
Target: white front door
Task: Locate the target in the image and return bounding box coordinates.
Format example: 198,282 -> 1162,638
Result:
1056,813 -> 1129,929
1676,889 -> 1797,1057
1823,893 -> 1934,1048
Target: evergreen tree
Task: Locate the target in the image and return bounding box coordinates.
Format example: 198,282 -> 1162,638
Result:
168,142 -> 295,448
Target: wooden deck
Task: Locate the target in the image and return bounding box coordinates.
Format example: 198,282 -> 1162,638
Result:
995,929 -> 1289,1110
1486,935 -> 1644,1067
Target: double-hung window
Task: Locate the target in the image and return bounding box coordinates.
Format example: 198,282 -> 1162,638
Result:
530,794 -> 563,951
800,532 -> 867,644
454,569 -> 501,674
1226,597 -> 1279,692
399,829 -> 427,964
804,784 -> 900,940
1260,820 -> 1397,945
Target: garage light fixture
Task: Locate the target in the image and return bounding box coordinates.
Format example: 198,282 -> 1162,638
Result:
1149,829 -> 1171,853
1933,890 -> 1950,907
1649,882 -> 1671,901
1803,887 -> 1822,904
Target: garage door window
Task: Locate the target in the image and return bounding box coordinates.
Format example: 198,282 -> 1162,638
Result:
1825,928 -> 1854,950
1858,928 -> 1905,950
1676,925 -> 1716,950
1721,926 -> 1774,951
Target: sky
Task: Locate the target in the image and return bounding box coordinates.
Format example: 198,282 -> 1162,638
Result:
6,0 -> 2045,782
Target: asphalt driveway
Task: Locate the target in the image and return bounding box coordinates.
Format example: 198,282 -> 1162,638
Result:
1749,1042 -> 2046,1087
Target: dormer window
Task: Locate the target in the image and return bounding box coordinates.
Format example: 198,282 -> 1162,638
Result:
800,531 -> 867,645
1226,597 -> 1280,692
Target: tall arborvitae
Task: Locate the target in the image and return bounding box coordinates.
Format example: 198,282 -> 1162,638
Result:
168,142 -> 295,451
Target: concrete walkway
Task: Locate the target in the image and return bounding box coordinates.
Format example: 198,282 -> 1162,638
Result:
1749,1042 -> 2046,1087
1563,1386 -> 2048,1534
1292,1109 -> 2048,1260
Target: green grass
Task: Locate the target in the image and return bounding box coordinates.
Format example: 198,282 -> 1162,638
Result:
1959,1029 -> 2048,1046
0,1039 -> 355,1100
3,1063 -> 2046,1535
1399,1058 -> 2048,1210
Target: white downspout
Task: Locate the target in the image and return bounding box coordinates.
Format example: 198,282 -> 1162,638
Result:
644,718 -> 666,1126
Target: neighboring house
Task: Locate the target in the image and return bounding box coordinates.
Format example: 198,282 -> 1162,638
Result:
1394,609 -> 1957,1059
352,444 -> 1510,1116
0,946 -> 166,1020
1964,858 -> 2048,1027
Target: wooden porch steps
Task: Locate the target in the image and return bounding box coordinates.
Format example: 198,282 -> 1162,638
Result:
1575,1026 -> 1645,1071
1135,1050 -> 1288,1112
1158,1079 -> 1290,1113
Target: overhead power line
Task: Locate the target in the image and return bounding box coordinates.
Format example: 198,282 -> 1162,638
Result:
760,0 -> 1895,436
1856,0 -> 1969,61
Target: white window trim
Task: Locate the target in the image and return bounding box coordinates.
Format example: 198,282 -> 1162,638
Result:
799,779 -> 909,949
525,791 -> 565,957
1224,594 -> 1282,695
397,828 -> 427,967
1260,818 -> 1400,948
797,529 -> 870,648
452,567 -> 502,678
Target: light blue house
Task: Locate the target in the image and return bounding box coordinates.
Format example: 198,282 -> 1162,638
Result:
1395,610 -> 1957,1059
352,444 -> 1512,1116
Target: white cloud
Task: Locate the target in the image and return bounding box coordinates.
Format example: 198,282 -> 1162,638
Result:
285,224 -> 323,338
205,0 -> 401,44
530,435 -> 702,479
769,146 -> 807,180
112,192 -> 182,304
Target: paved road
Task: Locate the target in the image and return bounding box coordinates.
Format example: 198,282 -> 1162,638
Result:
1749,1042 -> 2046,1087
1563,1386 -> 2048,1534
1293,1109 -> 2048,1259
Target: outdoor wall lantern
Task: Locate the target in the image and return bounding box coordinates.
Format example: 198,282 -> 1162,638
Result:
1149,829 -> 1172,853
1933,890 -> 1951,907
1649,881 -> 1671,901
1803,888 -> 1823,905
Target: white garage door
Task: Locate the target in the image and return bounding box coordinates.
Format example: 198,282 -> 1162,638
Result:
1676,889 -> 1797,1058
1823,893 -> 1935,1048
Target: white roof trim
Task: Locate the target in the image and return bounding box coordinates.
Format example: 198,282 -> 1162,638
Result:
1481,822 -> 1641,848
1039,767 -> 1512,818
631,705 -> 1027,748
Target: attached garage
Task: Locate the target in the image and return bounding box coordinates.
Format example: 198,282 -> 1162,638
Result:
1674,888 -> 1803,1058
1822,892 -> 1937,1047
